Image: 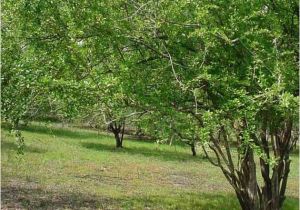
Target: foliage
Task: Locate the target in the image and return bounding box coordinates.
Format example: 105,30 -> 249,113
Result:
1,0 -> 298,209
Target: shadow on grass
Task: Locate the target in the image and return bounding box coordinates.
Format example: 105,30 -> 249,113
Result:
81,142 -> 207,162
2,123 -> 189,148
121,193 -> 299,210
2,184 -> 298,210
21,125 -> 160,145
1,141 -> 47,154
122,193 -> 241,210
290,146 -> 299,156
4,124 -> 154,143
1,185 -> 238,210
1,185 -> 115,209
20,125 -> 102,140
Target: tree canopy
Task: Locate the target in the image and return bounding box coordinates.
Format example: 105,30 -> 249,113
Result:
2,0 -> 298,209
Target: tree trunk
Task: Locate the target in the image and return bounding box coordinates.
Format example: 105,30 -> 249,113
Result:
110,121 -> 125,148
115,132 -> 123,148
191,143 -> 196,156
204,119 -> 295,210
235,121 -> 293,210
259,120 -> 293,210
234,148 -> 260,210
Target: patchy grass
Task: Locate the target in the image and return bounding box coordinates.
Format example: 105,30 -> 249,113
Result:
1,123 -> 299,209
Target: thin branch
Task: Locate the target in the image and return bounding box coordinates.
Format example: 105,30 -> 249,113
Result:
119,1 -> 153,21
162,42 -> 185,89
103,111 -> 148,125
202,145 -> 218,166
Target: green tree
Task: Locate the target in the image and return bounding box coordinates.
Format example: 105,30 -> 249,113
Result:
2,0 -> 143,148
118,1 -> 299,209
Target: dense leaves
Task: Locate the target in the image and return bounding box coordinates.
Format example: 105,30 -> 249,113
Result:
2,1 -> 298,209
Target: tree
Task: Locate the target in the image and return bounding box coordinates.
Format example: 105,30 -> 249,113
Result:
116,0 -> 299,209
139,112 -> 201,156
2,0 -> 144,148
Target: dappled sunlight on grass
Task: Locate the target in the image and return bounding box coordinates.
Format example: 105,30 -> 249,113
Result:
1,124 -> 299,209
2,141 -> 47,154
81,141 -> 207,162
2,184 -> 298,210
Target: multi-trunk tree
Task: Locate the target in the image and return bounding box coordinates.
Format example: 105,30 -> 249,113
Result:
117,1 -> 299,209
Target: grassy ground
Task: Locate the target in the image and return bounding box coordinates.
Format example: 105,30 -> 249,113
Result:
1,123 -> 299,209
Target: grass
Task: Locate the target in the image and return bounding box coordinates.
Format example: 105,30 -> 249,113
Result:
1,122 -> 299,209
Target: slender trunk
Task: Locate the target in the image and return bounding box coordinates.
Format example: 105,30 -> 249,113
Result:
235,148 -> 260,210
202,119 -> 294,210
114,132 -> 123,148
260,120 -> 293,210
234,190 -> 251,210
191,143 -> 196,156
120,121 -> 125,144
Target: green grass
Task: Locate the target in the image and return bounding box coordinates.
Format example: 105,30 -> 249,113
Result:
1,123 -> 299,209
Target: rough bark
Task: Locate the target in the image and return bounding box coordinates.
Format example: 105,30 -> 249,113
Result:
114,132 -> 123,148
191,143 -> 196,156
108,121 -> 125,148
235,148 -> 260,210
202,119 -> 295,210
